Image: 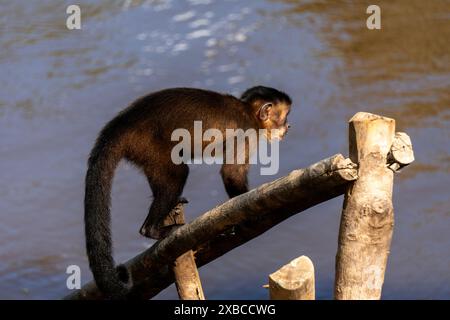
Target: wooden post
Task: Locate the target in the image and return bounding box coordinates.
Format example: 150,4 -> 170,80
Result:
269,256 -> 315,300
162,200 -> 205,300
335,112 -> 396,300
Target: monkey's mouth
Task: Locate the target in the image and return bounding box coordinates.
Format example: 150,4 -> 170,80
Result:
266,134 -> 284,143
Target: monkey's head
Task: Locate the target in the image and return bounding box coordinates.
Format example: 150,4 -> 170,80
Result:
241,86 -> 292,141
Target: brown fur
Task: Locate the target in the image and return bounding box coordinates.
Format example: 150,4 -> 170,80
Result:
84,86 -> 291,299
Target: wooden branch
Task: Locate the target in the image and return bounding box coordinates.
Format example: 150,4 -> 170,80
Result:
65,154 -> 357,300
163,201 -> 205,300
269,256 -> 315,300
335,112 -> 398,300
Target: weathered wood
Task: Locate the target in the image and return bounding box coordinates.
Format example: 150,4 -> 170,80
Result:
387,132 -> 415,171
163,201 -> 205,300
335,112 -> 397,300
172,250 -> 205,300
269,256 -> 315,300
65,154 -> 357,300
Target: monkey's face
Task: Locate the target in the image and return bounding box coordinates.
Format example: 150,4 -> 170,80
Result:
258,102 -> 291,141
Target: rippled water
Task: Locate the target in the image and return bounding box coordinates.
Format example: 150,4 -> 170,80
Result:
0,0 -> 449,299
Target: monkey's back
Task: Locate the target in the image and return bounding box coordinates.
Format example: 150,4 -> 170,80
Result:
126,88 -> 257,138
99,88 -> 258,165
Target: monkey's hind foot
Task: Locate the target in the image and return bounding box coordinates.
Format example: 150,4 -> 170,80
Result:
139,197 -> 189,240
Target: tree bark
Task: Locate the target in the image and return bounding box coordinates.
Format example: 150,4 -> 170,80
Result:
172,250 -> 205,300
65,154 -> 357,300
269,256 -> 315,300
334,112 -> 396,300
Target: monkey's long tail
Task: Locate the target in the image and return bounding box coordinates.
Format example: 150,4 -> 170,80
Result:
84,136 -> 132,299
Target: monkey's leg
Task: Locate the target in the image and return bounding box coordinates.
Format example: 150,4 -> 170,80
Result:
220,163 -> 249,198
140,163 -> 189,239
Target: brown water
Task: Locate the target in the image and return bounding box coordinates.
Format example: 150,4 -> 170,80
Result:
0,0 -> 449,299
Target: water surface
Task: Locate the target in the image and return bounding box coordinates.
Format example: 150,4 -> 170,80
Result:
0,0 -> 448,299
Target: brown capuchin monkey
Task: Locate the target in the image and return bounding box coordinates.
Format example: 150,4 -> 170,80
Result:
84,86 -> 292,299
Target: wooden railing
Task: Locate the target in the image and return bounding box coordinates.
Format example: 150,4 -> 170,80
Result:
65,112 -> 414,300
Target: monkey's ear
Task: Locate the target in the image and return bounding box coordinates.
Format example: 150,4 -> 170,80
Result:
259,102 -> 273,121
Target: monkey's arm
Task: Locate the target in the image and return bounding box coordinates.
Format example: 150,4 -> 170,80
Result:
220,163 -> 249,198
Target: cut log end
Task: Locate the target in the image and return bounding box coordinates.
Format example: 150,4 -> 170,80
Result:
349,111 -> 395,124
332,155 -> 358,181
388,132 -> 415,168
161,200 -> 188,227
269,256 -> 315,300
